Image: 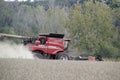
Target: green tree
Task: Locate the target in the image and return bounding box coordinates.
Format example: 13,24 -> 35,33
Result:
111,0 -> 120,55
64,1 -> 119,57
110,0 -> 120,8
0,1 -> 15,27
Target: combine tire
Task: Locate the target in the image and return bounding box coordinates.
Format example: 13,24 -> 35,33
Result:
33,51 -> 44,59
56,52 -> 69,60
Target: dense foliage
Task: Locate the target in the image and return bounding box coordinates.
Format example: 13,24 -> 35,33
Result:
0,0 -> 120,58
0,0 -> 67,36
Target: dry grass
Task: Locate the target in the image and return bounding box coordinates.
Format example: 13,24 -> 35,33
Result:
104,58 -> 120,62
0,59 -> 120,80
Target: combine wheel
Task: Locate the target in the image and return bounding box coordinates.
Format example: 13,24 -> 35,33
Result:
33,51 -> 44,59
56,52 -> 69,60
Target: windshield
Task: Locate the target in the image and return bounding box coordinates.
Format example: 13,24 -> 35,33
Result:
64,41 -> 69,50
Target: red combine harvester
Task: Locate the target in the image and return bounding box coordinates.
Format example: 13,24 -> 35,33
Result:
0,33 -> 70,60
0,33 -> 103,61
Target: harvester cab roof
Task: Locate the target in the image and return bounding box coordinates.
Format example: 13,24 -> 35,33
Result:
38,33 -> 64,38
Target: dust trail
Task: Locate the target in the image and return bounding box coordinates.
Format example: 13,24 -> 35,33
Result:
0,41 -> 34,59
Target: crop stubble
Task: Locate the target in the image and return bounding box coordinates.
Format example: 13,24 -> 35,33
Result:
0,59 -> 120,80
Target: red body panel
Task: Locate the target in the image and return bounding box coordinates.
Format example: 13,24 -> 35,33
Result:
29,36 -> 65,55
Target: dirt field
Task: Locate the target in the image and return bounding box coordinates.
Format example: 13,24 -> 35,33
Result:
0,59 -> 120,80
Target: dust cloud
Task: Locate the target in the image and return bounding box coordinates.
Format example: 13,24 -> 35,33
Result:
0,41 -> 34,59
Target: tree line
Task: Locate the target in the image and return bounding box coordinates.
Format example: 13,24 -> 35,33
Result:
0,0 -> 120,58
